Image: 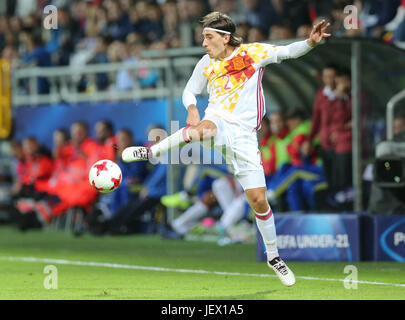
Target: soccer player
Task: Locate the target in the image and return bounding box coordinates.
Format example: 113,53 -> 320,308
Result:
122,12 -> 331,287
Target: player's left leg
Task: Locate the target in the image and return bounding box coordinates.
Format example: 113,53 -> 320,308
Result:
244,185 -> 296,287
122,120 -> 217,162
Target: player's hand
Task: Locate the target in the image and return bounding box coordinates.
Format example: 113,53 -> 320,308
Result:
186,105 -> 200,127
307,19 -> 331,47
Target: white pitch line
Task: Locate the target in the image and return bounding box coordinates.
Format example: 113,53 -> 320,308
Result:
1,256 -> 405,288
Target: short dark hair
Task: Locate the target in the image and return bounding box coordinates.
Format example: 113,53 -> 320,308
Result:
201,12 -> 243,47
98,120 -> 114,134
323,63 -> 339,71
118,128 -> 133,139
336,68 -> 351,78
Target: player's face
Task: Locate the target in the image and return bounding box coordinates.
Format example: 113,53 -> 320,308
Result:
202,30 -> 228,59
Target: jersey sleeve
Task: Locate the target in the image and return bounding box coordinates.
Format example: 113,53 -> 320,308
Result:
255,40 -> 313,67
182,54 -> 209,109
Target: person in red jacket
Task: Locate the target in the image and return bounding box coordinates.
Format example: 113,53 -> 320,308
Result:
46,122 -> 100,218
302,64 -> 338,190
10,140 -> 27,196
13,137 -> 54,229
94,120 -> 116,161
21,137 -> 53,194
329,69 -> 353,191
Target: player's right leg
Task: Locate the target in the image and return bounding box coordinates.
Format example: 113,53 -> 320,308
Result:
244,186 -> 296,287
121,120 -> 217,162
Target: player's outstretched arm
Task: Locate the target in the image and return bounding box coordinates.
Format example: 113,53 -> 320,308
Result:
262,20 -> 331,65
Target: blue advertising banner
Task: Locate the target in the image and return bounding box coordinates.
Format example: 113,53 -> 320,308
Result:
13,97 -> 209,151
364,215 -> 405,262
257,214 -> 361,262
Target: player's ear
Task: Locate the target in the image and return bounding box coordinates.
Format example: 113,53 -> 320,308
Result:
224,34 -> 230,45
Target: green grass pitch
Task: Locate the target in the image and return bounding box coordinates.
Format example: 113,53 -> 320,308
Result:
0,225 -> 404,300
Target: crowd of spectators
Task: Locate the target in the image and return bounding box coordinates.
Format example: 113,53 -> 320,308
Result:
0,0 -> 403,94
8,120 -> 168,233
1,0 -> 405,76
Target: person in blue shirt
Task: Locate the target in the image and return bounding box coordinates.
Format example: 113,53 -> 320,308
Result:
107,125 -> 167,234
108,129 -> 148,216
20,31 -> 51,94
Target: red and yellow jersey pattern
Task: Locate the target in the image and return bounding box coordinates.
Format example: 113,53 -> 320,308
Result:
183,40 -> 312,132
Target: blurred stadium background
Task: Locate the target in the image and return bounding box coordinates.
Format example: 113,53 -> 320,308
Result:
0,0 -> 405,300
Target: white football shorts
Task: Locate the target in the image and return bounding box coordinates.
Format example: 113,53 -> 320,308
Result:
201,114 -> 266,190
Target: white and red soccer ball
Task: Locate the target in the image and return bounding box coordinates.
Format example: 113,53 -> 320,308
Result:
89,159 -> 122,193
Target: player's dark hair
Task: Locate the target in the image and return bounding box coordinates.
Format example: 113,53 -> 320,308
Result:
201,12 -> 243,47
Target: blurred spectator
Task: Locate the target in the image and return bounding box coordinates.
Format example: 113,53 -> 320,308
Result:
109,129 -> 148,214
94,119 -> 116,160
10,140 -> 26,196
330,69 -> 353,191
10,137 -> 54,230
242,0 -> 281,36
303,64 -> 338,192
360,0 -> 401,38
393,108 -> 405,140
46,6 -> 83,66
269,24 -> 294,41
103,124 -> 167,235
102,0 -> 132,41
274,0 -> 312,33
248,26 -> 267,42
296,24 -> 312,38
393,0 -> 405,41
267,108 -> 326,211
210,0 -> 245,24
19,31 -> 51,94
266,111 -> 290,177
86,35 -> 112,91
236,21 -> 251,42
15,0 -> 37,18
45,121 -> 99,219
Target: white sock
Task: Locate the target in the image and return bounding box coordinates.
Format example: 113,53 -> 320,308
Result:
171,201 -> 208,235
219,196 -> 246,230
150,126 -> 191,158
255,207 -> 279,261
212,177 -> 236,211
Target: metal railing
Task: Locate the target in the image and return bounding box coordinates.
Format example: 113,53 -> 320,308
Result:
11,56 -> 202,106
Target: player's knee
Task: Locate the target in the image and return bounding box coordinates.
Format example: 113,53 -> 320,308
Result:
249,193 -> 268,211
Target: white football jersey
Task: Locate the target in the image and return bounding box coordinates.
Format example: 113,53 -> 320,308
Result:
182,40 -> 312,132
